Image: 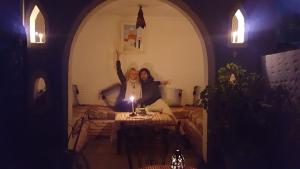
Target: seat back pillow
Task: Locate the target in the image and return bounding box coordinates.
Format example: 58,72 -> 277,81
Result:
160,86 -> 182,106
99,83 -> 121,107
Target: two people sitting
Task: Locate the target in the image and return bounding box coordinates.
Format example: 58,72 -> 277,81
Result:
114,50 -> 172,116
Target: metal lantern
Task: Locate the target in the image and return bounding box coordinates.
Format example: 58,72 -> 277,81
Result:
171,149 -> 185,169
229,73 -> 236,84
136,5 -> 146,29
135,5 -> 145,49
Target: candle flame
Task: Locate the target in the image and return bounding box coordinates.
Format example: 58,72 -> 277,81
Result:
130,96 -> 135,102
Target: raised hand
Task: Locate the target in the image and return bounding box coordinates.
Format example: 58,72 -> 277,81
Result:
161,80 -> 170,85
116,49 -> 120,60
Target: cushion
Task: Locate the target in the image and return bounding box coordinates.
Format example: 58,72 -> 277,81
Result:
170,107 -> 190,119
73,105 -> 115,120
160,86 -> 182,106
99,83 -> 121,106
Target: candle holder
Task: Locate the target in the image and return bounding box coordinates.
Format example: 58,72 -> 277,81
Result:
129,96 -> 136,117
136,107 -> 146,116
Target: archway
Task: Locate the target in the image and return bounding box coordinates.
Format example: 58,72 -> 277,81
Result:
63,0 -> 215,165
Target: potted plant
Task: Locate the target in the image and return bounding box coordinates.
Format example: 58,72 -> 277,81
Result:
200,63 -> 269,168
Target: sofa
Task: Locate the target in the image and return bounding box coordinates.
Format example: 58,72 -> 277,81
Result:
69,105 -> 114,151
181,107 -> 207,162
69,105 -> 207,161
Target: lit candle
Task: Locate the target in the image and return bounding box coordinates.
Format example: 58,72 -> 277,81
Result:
35,32 -> 39,42
129,96 -> 135,113
232,31 -> 238,43
38,33 -> 44,43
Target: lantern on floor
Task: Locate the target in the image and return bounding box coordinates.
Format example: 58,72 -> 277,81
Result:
171,149 -> 185,169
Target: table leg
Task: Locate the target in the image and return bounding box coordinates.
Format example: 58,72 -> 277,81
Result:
117,123 -> 124,154
117,129 -> 121,154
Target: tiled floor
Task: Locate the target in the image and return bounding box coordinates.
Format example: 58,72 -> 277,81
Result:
82,136 -> 200,169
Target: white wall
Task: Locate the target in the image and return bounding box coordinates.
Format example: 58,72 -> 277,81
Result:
70,12 -> 207,105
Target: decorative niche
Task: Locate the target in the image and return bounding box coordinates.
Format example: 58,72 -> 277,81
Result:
29,5 -> 46,44
33,77 -> 47,100
32,76 -> 49,112
231,9 -> 245,44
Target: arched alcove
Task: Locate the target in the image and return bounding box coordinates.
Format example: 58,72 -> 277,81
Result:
231,9 -> 245,44
70,2 -> 208,106
29,73 -> 50,114
29,5 -> 46,43
34,77 -> 46,99
63,0 -> 215,163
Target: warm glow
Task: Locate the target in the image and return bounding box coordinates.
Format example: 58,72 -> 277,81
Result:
229,73 -> 236,84
129,96 -> 135,102
30,6 -> 40,43
231,9 -> 245,43
30,6 -> 45,43
38,33 -> 44,43
34,77 -> 46,99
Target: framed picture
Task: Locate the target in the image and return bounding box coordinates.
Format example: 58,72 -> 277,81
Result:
121,23 -> 144,53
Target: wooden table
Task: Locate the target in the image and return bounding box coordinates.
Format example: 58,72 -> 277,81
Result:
111,112 -> 177,141
112,112 -> 177,150
115,112 -> 177,126
141,165 -> 196,169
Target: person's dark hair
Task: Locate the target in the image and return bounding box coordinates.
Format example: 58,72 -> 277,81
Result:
139,68 -> 154,81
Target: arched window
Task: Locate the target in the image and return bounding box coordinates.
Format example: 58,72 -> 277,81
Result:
34,77 -> 46,99
231,9 -> 245,44
30,5 -> 45,43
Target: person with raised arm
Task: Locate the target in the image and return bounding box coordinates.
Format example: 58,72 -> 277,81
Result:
114,50 -> 142,112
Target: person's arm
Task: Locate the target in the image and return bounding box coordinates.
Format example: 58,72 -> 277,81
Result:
136,94 -> 151,106
115,50 -> 126,85
155,81 -> 169,85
